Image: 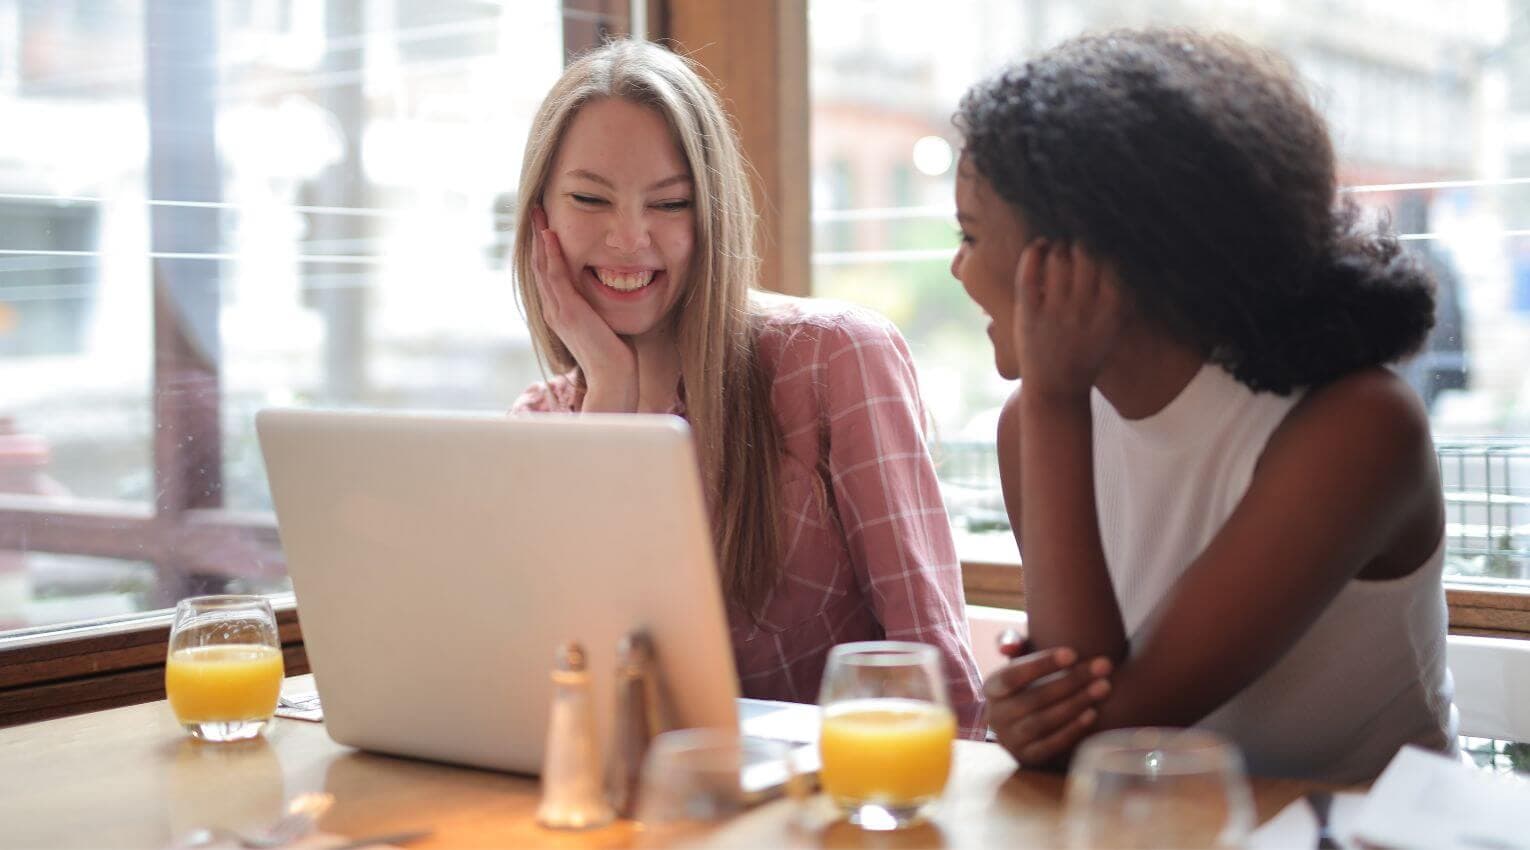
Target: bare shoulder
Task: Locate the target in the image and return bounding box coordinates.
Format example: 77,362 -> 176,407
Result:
1263,367 -> 1437,507
997,384 -> 1025,449
996,385 -> 1025,546
1280,367 -> 1431,455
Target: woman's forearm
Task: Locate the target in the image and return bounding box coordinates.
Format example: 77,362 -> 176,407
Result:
1019,391 -> 1127,662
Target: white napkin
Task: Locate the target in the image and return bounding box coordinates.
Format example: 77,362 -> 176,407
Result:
1348,745 -> 1530,850
275,684 -> 324,723
1248,791 -> 1366,849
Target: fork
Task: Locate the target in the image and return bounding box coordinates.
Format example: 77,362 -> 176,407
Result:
176,791 -> 334,848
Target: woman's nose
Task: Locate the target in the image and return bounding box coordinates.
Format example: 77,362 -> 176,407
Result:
606,213 -> 652,253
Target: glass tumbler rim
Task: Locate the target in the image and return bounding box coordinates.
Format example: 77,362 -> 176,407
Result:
1073,727 -> 1246,777
827,640 -> 939,667
645,727 -> 790,761
639,727 -> 796,804
174,594 -> 275,612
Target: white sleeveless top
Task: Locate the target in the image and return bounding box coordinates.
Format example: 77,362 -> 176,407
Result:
1090,363 -> 1455,782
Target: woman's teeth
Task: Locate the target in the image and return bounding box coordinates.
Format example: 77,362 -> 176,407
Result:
594,269 -> 656,292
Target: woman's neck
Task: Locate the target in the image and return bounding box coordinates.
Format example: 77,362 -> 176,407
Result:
1093,324 -> 1205,420
629,331 -> 683,413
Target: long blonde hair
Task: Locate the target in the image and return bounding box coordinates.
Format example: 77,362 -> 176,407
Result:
512,40 -> 783,616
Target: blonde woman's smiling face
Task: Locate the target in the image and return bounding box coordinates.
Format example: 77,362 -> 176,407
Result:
543,97 -> 696,341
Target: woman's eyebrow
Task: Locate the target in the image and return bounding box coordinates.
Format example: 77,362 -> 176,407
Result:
565,168 -> 614,188
647,174 -> 692,191
564,169 -> 691,192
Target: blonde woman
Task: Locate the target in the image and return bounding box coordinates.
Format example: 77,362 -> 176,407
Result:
509,40 -> 984,734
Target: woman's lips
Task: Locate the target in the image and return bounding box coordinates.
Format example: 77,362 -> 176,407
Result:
593,267 -> 657,292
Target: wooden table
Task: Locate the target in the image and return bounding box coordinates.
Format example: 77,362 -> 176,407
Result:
0,676 -> 1320,849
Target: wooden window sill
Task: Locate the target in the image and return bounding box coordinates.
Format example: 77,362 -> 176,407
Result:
959,559 -> 1530,639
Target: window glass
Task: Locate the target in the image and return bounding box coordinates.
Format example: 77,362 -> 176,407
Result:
0,0 -> 632,636
809,0 -> 1530,585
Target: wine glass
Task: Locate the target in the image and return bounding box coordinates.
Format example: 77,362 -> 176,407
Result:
817,641 -> 956,830
165,595 -> 284,742
634,728 -> 804,848
1061,727 -> 1255,850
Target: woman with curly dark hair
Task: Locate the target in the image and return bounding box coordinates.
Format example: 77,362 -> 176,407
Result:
953,29 -> 1454,781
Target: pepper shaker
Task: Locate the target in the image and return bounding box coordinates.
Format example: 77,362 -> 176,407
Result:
605,631 -> 657,818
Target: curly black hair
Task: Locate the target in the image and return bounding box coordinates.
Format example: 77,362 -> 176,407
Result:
955,29 -> 1435,394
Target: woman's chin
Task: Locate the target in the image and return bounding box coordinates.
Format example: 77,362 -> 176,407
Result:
591,305 -> 664,339
995,352 -> 1020,381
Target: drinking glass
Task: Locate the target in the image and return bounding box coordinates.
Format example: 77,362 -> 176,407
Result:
634,728 -> 804,848
1061,728 -> 1255,850
165,595 -> 284,742
817,641 -> 956,830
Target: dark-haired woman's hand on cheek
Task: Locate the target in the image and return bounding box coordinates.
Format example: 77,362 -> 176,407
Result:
986,646 -> 1113,770
1013,240 -> 1126,401
530,207 -> 638,412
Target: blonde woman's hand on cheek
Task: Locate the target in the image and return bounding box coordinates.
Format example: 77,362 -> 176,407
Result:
531,207 -> 638,412
985,647 -> 1113,769
1014,240 -> 1126,401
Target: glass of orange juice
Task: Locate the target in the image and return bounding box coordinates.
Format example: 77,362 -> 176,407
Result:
817,641 -> 955,830
165,595 -> 284,742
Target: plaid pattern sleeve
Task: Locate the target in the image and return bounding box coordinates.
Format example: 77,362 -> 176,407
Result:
509,373 -> 581,414
813,308 -> 986,737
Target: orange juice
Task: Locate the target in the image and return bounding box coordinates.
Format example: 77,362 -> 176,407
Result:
819,698 -> 956,805
165,644 -> 284,724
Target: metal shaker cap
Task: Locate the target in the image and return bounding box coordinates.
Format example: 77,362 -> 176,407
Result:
615,631 -> 653,675
553,640 -> 587,673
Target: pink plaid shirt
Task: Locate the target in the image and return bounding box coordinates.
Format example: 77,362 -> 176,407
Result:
512,298 -> 984,736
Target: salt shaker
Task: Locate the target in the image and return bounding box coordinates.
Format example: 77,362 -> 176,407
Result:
535,641 -> 614,830
605,631 -> 657,818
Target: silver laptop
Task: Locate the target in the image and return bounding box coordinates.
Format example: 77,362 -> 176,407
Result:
257,408 -> 815,779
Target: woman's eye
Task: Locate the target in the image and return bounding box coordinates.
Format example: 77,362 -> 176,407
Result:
957,230 -> 975,246
654,199 -> 692,212
570,194 -> 606,206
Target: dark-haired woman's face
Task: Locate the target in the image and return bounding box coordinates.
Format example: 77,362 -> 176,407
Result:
952,155 -> 1033,380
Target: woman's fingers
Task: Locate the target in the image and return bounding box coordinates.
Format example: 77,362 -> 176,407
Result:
542,229 -> 568,282
1045,238 -> 1075,305
1023,239 -> 1111,313
997,675 -> 1109,753
532,231 -> 563,320
1013,701 -> 1102,767
985,646 -> 1077,700
1015,238 -> 1049,314
988,651 -> 1111,767
1070,241 -> 1099,302
530,216 -> 544,275
987,658 -> 1108,725
987,648 -> 1112,702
